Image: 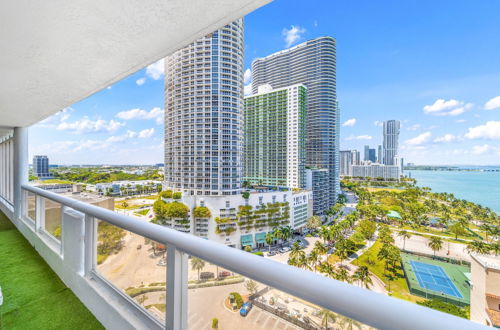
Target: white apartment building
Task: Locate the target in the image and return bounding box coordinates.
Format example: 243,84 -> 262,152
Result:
351,163 -> 401,180
158,189 -> 313,249
470,254 -> 500,327
164,19 -> 244,197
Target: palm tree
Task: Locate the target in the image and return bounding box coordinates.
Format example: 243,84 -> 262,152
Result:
318,309 -> 336,329
191,257 -> 205,281
397,230 -> 412,250
428,236 -> 443,258
335,267 -> 352,283
289,242 -> 302,260
265,232 -> 274,252
319,226 -> 331,244
307,250 -> 321,273
466,241 -> 491,255
353,266 -> 372,289
338,315 -> 362,330
313,240 -> 328,256
279,226 -> 292,245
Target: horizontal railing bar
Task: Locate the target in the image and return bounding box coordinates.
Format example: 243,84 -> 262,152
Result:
21,184 -> 485,330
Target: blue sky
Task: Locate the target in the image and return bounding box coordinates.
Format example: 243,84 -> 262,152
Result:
30,0 -> 500,165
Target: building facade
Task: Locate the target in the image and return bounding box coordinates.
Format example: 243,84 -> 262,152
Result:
164,19 -> 244,196
157,189 -> 312,249
378,145 -> 383,163
470,254 -> 500,327
32,155 -> 51,179
305,168 -> 329,215
351,150 -> 361,165
252,36 -> 339,214
383,120 -> 400,165
244,84 -> 307,189
339,150 -> 352,176
351,164 -> 401,180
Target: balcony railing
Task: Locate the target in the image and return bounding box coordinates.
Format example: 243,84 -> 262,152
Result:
0,182 -> 480,330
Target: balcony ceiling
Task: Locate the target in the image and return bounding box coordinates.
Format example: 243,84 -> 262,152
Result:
0,0 -> 270,128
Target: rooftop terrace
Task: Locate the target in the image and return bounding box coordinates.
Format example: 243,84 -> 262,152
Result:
0,210 -> 103,329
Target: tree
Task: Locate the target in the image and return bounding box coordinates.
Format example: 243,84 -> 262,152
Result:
448,223 -> 466,240
289,242 -> 303,260
334,239 -> 356,265
313,240 -> 328,256
466,241 -> 491,255
211,317 -> 219,329
319,309 -> 336,329
279,226 -> 292,245
338,315 -> 362,330
353,266 -> 373,289
306,216 -> 322,230
358,219 -> 376,240
121,201 -> 129,209
245,279 -> 259,295
397,230 -> 412,250
191,257 -> 205,281
335,267 -> 352,283
265,232 -> 274,252
428,236 -> 443,258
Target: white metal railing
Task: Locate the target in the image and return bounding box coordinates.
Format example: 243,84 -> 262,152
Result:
15,184 -> 485,330
0,132 -> 14,209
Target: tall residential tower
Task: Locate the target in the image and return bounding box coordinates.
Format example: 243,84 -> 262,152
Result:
244,84 -> 307,188
383,120 -> 400,165
252,36 -> 339,214
164,19 -> 244,196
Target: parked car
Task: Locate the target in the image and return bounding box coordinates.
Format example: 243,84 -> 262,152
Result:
279,247 -> 291,253
200,272 -> 215,280
218,271 -> 231,278
239,302 -> 252,316
267,250 -> 277,256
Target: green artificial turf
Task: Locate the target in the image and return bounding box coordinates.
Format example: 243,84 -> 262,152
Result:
0,210 -> 103,329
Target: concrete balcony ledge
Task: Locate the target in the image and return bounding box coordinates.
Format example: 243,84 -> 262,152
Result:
0,210 -> 103,329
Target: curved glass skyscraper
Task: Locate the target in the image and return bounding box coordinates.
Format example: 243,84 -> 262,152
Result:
164,19 -> 244,196
251,36 -> 339,212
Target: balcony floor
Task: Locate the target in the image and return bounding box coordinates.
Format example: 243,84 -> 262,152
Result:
0,211 -> 103,329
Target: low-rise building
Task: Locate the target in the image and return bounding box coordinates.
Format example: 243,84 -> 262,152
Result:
95,180 -> 162,196
470,254 -> 500,327
156,188 -> 313,249
351,163 -> 401,180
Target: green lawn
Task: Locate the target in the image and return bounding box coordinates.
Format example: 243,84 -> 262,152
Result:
0,211 -> 103,329
352,240 -> 424,303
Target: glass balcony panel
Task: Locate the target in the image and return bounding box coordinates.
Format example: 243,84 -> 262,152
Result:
42,197 -> 62,240
24,190 -> 36,222
186,255 -> 370,330
95,220 -> 167,323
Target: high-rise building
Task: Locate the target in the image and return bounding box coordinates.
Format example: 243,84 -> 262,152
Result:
244,84 -> 307,188
164,19 -> 244,196
378,145 -> 383,163
383,120 -> 400,165
339,150 -> 352,176
368,148 -> 376,162
32,155 -> 50,179
252,36 -> 338,214
364,145 -> 370,161
351,150 -> 361,165
305,168 -> 329,215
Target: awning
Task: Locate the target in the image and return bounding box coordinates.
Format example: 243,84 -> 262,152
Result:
255,232 -> 266,244
240,234 -> 253,246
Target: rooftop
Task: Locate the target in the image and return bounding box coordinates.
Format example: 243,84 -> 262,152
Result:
0,210 -> 103,329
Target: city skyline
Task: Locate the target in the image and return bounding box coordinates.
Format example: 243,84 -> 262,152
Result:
29,0 -> 500,165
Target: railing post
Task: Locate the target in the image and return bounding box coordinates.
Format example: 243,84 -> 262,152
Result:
13,126 -> 28,220
83,215 -> 96,275
62,206 -> 85,273
166,244 -> 188,330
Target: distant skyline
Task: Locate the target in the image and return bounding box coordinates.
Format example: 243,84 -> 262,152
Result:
29,0 -> 500,165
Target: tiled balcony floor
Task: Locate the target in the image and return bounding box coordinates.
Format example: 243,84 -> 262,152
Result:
0,210 -> 103,329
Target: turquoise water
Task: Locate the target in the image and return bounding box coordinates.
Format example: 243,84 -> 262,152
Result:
408,169 -> 500,214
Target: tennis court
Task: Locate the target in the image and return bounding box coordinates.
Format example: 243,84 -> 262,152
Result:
410,260 -> 463,298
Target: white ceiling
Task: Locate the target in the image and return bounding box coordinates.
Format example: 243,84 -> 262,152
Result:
0,0 -> 270,129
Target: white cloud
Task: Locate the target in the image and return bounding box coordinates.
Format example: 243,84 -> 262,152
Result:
146,59 -> 164,80
106,130 -> 138,143
407,124 -> 420,131
136,78 -> 146,86
282,25 -> 306,48
433,134 -> 457,143
484,96 -> 500,110
138,128 -> 155,139
455,119 -> 466,123
116,107 -> 164,125
405,132 -> 432,145
472,144 -> 491,155
342,118 -> 357,127
56,118 -> 124,134
423,99 -> 473,116
244,68 -> 252,85
313,20 -> 318,27
465,121 -> 500,140
345,135 -> 372,141
374,121 -> 383,127
106,86 -> 112,90
244,84 -> 252,96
